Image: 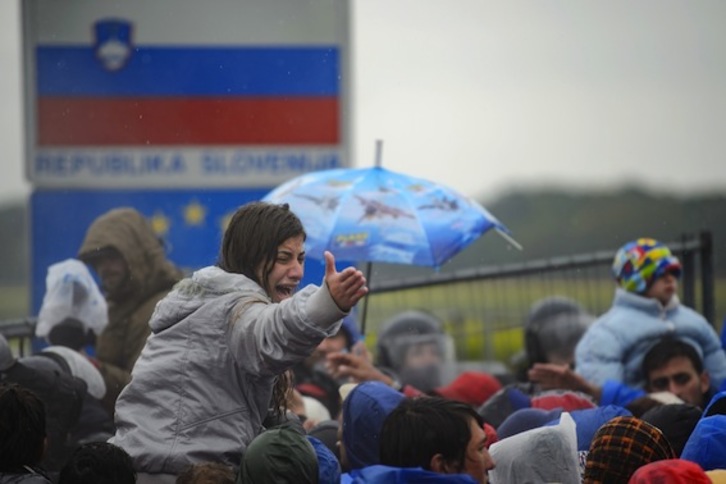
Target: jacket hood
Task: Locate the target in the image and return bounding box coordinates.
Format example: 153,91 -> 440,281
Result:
553,404 -> 632,452
343,465 -> 478,483
681,391 -> 726,470
342,381 -> 405,470
307,436 -> 342,484
149,266 -> 266,334
490,412 -> 580,484
240,426 -> 318,484
77,207 -> 182,304
629,459 -> 710,484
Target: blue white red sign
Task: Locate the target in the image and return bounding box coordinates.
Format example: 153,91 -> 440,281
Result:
23,0 -> 348,312
24,0 -> 349,188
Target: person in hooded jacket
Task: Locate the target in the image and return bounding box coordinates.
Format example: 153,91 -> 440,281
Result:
110,202 -> 368,483
681,390 -> 726,471
77,207 -> 184,415
338,381 -> 405,472
237,424 -> 319,484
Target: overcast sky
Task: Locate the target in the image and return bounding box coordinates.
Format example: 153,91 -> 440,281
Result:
2,0 -> 726,205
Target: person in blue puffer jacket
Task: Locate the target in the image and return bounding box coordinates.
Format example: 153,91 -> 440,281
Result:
575,238 -> 726,390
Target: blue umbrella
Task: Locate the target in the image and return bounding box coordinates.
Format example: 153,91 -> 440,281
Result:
263,156 -> 519,333
263,166 -> 517,268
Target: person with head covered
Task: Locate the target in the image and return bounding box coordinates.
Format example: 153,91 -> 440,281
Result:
575,238 -> 726,389
489,412 -> 579,484
35,258 -> 108,351
584,415 -> 676,483
374,310 -> 456,393
77,207 -> 184,414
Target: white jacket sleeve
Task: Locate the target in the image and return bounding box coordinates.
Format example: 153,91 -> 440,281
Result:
227,282 -> 346,376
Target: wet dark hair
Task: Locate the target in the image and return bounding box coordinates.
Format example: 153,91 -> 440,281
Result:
58,442 -> 136,484
218,202 -> 305,294
379,396 -> 483,473
642,337 -> 704,377
219,202 -> 305,420
0,383 -> 46,470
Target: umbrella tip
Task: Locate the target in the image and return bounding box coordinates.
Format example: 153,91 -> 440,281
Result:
496,228 -> 523,251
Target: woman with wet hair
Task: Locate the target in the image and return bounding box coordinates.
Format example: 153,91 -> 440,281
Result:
110,202 -> 368,484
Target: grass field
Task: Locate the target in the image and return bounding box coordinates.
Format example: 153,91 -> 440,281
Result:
0,285 -> 30,320
361,276 -> 726,368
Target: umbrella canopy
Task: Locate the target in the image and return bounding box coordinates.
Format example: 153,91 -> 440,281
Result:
263,166 -> 516,268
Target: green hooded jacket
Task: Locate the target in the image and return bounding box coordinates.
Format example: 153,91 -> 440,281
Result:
78,207 -> 183,414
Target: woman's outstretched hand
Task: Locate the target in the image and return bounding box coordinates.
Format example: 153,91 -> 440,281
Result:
324,251 -> 368,311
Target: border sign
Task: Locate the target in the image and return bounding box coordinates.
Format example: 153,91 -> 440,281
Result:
24,0 -> 349,189
23,0 -> 350,312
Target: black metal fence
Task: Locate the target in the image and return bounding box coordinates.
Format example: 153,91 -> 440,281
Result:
0,232 -> 716,366
360,232 -> 716,364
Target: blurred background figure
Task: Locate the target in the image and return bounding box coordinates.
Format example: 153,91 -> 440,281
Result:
0,334 -> 86,473
34,258 -> 108,351
0,382 -> 53,484
77,207 -> 184,415
512,296 -> 594,381
292,311 -> 363,419
375,310 -> 456,393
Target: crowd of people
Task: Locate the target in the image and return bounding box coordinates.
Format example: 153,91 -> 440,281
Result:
2,203 -> 726,483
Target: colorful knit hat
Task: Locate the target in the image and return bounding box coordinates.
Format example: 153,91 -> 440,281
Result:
612,238 -> 682,293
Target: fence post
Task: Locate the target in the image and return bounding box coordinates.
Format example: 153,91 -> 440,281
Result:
700,231 -> 715,326
681,233 -> 696,311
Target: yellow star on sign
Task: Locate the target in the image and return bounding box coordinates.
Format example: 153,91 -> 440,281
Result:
183,200 -> 207,226
150,211 -> 171,237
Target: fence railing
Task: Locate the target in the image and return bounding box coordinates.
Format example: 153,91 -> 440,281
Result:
0,232 -> 715,366
0,317 -> 37,358
360,232 -> 715,364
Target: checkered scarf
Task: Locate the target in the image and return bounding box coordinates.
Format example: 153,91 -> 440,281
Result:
583,416 -> 676,483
